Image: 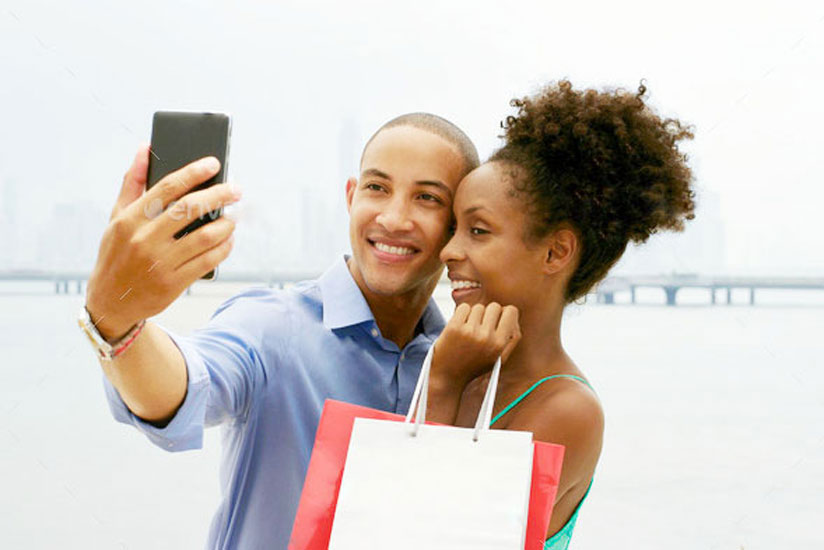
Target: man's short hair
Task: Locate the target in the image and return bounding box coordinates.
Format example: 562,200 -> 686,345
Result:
360,112 -> 480,175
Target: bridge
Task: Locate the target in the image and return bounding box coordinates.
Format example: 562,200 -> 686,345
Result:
2,270 -> 823,306
594,274 -> 824,306
0,269 -> 320,296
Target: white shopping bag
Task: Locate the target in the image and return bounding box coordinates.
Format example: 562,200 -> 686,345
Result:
328,344 -> 534,550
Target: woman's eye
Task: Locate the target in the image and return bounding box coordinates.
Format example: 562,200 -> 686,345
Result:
470,227 -> 489,236
419,193 -> 442,203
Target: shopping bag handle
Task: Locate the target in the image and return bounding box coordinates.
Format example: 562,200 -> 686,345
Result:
404,339 -> 503,442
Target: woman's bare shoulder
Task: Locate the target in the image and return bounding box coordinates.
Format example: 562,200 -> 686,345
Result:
507,378 -> 604,471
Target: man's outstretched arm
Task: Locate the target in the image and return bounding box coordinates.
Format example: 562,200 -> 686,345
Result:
93,320 -> 187,426
85,144 -> 241,425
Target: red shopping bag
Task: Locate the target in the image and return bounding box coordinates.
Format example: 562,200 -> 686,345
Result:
288,399 -> 565,550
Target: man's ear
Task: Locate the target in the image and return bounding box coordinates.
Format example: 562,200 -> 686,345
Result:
542,228 -> 578,276
345,177 -> 357,213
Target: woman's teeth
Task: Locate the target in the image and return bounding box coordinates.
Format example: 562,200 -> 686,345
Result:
451,280 -> 481,290
374,242 -> 415,256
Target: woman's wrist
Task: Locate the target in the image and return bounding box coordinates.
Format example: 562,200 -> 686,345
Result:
428,368 -> 471,397
430,344 -> 476,395
424,369 -> 467,425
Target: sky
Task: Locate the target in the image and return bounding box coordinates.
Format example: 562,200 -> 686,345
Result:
1,0 -> 822,276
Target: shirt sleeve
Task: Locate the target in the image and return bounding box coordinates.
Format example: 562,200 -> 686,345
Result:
101,287 -> 271,452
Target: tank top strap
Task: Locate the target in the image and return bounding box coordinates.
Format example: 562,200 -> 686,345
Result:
490,374 -> 594,427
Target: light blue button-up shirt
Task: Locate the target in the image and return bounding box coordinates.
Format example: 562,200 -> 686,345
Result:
102,256 -> 445,549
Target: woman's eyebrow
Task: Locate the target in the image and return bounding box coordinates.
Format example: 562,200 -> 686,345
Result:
463,205 -> 488,215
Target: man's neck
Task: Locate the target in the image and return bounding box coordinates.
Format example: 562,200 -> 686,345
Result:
347,257 -> 437,349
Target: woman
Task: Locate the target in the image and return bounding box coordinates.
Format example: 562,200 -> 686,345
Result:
428,80 -> 696,548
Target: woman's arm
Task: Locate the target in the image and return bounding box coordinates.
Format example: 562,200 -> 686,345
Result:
506,383 -> 604,533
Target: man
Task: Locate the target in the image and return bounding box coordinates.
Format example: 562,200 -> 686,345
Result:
80,113 -> 479,548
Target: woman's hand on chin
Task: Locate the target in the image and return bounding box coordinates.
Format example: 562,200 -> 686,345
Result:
431,302 -> 522,391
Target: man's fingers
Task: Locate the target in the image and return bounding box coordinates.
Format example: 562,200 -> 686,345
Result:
134,155 -> 222,219
175,231 -> 235,284
111,143 -> 150,220
156,182 -> 240,239
173,217 -> 237,270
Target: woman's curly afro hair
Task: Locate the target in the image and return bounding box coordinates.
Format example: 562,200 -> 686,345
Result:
490,80 -> 696,303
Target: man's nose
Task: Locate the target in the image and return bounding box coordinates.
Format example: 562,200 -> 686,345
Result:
375,196 -> 414,233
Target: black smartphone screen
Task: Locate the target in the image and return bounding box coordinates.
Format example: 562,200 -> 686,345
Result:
147,111 -> 232,280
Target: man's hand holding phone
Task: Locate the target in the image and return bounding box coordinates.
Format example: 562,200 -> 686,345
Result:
85,144 -> 241,342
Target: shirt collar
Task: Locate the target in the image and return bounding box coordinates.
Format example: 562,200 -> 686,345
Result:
319,255 -> 375,330
318,255 -> 446,339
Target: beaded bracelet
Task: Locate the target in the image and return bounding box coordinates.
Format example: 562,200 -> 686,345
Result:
110,318 -> 147,358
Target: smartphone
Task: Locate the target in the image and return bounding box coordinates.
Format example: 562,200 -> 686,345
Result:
147,111 -> 232,280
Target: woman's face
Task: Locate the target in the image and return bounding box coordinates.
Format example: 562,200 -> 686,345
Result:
440,162 -> 548,308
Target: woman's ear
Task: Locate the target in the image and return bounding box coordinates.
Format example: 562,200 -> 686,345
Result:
542,228 -> 578,275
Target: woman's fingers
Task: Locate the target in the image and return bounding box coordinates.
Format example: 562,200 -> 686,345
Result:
466,303 -> 485,328
480,302 -> 503,333
436,302 -> 519,385
497,305 -> 519,337
448,302 -> 472,328
458,302 -> 520,359
498,306 -> 521,363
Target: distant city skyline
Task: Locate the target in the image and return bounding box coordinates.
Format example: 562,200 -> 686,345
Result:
0,168 -> 728,277
2,1 -> 822,277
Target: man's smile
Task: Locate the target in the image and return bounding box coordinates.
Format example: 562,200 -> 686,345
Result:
368,238 -> 420,260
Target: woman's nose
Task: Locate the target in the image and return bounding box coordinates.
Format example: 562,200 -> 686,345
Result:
439,233 -> 462,263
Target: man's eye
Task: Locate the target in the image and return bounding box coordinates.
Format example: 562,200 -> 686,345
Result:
419,193 -> 442,203
365,183 -> 384,192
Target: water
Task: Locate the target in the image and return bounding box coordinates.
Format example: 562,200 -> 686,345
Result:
1,283 -> 822,549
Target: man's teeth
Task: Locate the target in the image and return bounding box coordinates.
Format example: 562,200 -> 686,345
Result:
451,280 -> 481,290
374,242 -> 415,256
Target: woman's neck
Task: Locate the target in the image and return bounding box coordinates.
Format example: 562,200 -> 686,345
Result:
497,299 -> 575,388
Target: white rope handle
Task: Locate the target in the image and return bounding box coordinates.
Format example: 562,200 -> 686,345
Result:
404,343 -> 435,435
473,356 -> 502,441
404,338 -> 503,442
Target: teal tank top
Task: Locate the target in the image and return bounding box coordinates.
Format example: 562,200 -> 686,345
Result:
489,374 -> 596,550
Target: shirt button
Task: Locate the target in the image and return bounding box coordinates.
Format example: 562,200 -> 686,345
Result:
371,328 -> 379,338
167,442 -> 174,448
400,351 -> 406,360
